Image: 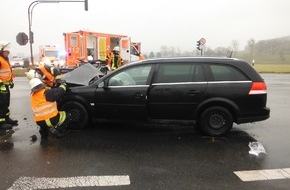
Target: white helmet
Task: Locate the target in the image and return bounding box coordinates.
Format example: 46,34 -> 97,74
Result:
0,41 -> 11,52
113,46 -> 120,52
87,55 -> 93,61
44,61 -> 53,67
29,78 -> 44,93
26,69 -> 42,80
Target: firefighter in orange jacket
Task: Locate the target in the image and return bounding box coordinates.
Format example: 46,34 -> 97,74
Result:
35,63 -> 62,88
0,41 -> 18,130
29,78 -> 70,138
106,46 -> 124,71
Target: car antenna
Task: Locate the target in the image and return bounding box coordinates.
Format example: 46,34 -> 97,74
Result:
228,49 -> 233,58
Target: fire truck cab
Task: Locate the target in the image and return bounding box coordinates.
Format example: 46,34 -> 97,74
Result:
63,30 -> 143,68
39,45 -> 60,65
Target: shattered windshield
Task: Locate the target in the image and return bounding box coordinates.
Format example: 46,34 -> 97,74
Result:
62,64 -> 104,86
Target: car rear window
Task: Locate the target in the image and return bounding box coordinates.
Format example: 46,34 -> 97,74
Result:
209,64 -> 249,81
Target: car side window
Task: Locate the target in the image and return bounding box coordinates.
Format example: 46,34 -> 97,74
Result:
155,63 -> 205,83
209,64 -> 248,81
108,65 -> 152,86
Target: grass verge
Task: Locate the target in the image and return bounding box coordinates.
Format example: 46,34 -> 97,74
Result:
12,68 -> 29,77
253,64 -> 290,73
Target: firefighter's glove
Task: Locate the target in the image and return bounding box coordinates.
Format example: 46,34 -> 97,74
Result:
60,83 -> 67,91
58,80 -> 67,91
55,75 -> 62,80
0,84 -> 7,93
58,79 -> 66,85
9,81 -> 14,89
55,79 -> 65,87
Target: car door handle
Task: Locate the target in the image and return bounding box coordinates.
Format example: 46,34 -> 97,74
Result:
134,93 -> 144,98
188,90 -> 200,96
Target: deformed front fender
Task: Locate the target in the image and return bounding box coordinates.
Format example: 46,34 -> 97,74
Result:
58,93 -> 94,115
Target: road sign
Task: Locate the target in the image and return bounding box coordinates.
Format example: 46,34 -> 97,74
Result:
16,32 -> 28,46
199,38 -> 206,45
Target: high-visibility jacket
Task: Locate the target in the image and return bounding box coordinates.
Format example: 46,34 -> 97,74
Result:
0,56 -> 14,84
31,88 -> 58,122
107,52 -> 123,70
38,65 -> 56,87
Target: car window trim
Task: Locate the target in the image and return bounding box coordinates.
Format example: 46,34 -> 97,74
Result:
207,81 -> 252,84
152,81 -> 208,86
108,85 -> 150,88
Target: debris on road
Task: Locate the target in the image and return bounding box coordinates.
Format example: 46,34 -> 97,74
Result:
249,142 -> 267,156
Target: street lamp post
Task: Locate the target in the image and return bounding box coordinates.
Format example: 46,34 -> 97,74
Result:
28,0 -> 88,65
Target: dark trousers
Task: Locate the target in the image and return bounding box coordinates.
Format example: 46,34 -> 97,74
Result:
0,86 -> 10,122
36,112 -> 70,137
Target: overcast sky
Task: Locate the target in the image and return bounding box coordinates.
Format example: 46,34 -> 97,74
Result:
1,0 -> 290,57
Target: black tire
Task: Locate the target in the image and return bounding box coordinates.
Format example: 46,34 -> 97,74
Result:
61,101 -> 89,129
199,106 -> 233,136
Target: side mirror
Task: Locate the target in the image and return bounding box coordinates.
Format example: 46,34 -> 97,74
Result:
98,81 -> 105,88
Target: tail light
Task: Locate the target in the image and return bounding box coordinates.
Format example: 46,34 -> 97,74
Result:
249,82 -> 267,95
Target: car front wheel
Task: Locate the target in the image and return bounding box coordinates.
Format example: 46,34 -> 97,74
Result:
199,106 -> 233,136
61,101 -> 89,129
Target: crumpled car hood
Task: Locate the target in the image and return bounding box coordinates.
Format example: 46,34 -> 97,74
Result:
62,64 -> 104,86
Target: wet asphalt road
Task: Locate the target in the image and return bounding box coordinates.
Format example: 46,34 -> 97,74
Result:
1,74 -> 290,190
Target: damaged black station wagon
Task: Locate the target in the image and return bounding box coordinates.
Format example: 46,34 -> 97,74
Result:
59,57 -> 270,136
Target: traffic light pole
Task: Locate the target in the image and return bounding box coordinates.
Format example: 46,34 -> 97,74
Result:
28,1 -> 39,66
28,0 -> 88,66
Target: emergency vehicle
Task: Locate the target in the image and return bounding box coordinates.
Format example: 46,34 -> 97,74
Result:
63,30 -> 144,68
39,45 -> 61,65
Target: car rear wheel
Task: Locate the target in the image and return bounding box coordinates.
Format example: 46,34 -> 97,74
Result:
61,101 -> 89,129
199,106 -> 233,136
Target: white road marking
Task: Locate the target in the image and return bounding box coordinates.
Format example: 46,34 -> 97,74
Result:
234,168 -> 290,181
8,175 -> 130,190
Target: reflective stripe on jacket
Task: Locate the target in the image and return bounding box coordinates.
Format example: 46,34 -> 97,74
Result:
0,56 -> 14,83
31,89 -> 58,122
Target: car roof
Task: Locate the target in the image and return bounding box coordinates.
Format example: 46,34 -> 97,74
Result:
142,57 -> 239,63
127,57 -> 241,66
127,57 -> 263,81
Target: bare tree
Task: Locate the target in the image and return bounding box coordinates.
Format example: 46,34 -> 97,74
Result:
214,47 -> 229,57
246,38 -> 256,61
228,40 -> 240,57
149,51 -> 155,58
160,46 -> 170,57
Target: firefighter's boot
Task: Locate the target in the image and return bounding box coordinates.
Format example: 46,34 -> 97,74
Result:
6,117 -> 18,126
0,122 -> 13,130
50,128 -> 65,138
39,126 -> 49,139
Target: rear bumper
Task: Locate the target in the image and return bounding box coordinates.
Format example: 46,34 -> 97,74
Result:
236,107 -> 270,124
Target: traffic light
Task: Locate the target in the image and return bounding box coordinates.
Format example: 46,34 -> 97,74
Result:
196,40 -> 201,50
